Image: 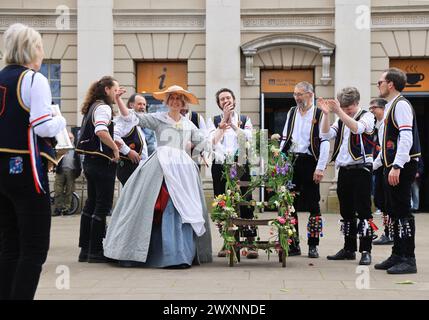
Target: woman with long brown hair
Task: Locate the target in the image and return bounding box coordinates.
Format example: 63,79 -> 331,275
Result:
75,76 -> 120,263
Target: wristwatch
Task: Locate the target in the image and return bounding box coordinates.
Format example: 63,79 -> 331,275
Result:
392,164 -> 402,170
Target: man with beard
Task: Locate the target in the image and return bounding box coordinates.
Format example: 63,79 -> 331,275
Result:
373,68 -> 421,274
114,93 -> 149,185
279,81 -> 330,258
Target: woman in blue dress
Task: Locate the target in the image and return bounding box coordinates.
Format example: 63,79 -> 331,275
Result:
104,85 -> 213,268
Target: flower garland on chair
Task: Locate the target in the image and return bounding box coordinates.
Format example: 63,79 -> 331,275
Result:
211,133 -> 297,264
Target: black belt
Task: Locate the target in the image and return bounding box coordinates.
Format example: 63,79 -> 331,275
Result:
293,153 -> 314,160
342,163 -> 372,171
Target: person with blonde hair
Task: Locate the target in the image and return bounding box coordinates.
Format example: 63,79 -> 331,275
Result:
104,85 -> 212,268
0,23 -> 66,299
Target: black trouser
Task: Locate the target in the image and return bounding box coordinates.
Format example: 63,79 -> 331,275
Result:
79,156 -> 116,255
116,159 -> 139,186
212,163 -> 255,236
0,154 -> 51,300
290,155 -> 322,246
337,165 -> 373,253
384,160 -> 418,258
374,167 -> 390,237
374,167 -> 385,211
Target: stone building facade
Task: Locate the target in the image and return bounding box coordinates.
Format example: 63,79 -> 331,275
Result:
1,0 -> 429,211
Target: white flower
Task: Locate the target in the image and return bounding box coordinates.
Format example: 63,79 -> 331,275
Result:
271,133 -> 281,141
280,186 -> 286,193
226,190 -> 232,196
274,201 -> 280,208
288,205 -> 295,213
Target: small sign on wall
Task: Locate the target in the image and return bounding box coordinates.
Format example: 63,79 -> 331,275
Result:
261,69 -> 314,93
390,59 -> 429,92
137,62 -> 187,93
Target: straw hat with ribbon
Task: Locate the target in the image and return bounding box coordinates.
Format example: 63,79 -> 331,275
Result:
152,85 -> 199,105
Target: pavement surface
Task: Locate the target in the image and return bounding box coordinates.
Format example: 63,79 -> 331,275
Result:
35,211 -> 429,300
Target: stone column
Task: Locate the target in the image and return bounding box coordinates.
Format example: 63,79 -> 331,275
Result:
335,0 -> 371,106
205,0 -> 241,120
328,0 -> 371,213
77,0 -> 113,125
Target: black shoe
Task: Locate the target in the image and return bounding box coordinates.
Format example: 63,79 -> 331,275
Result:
288,245 -> 301,256
118,260 -> 145,268
78,248 -> 88,262
246,249 -> 259,259
359,252 -> 372,265
374,254 -> 402,270
387,257 -> 417,274
308,245 -> 319,258
164,263 -> 191,269
217,249 -> 227,258
373,234 -> 394,245
88,251 -> 115,263
327,249 -> 356,260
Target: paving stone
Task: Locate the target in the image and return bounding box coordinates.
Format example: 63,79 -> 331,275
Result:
34,212 -> 429,300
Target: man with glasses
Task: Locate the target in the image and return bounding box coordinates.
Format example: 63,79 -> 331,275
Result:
279,81 -> 330,258
373,68 -> 421,274
369,98 -> 394,246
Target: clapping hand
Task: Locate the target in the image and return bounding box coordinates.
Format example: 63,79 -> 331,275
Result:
317,97 -> 331,115
223,101 -> 234,123
218,118 -> 231,130
327,99 -> 341,114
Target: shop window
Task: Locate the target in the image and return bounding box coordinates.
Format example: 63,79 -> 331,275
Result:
40,61 -> 61,107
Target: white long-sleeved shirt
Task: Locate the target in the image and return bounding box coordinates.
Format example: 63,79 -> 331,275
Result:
373,120 -> 384,170
93,104 -> 112,134
113,110 -> 148,162
320,108 -> 375,168
279,105 -> 330,171
207,111 -> 253,163
373,94 -> 415,170
21,70 -> 66,137
91,104 -> 113,154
